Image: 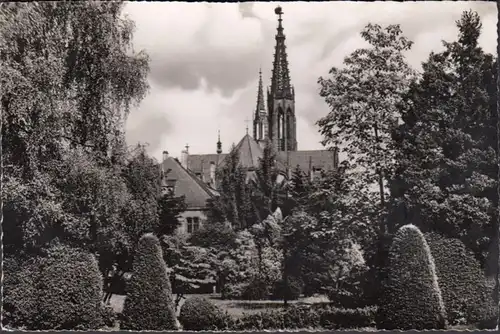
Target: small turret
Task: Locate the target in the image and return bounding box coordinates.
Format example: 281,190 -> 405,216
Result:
216,130 -> 222,154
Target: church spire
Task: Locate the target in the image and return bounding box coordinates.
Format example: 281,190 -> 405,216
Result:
270,6 -> 293,100
253,68 -> 267,142
256,68 -> 265,113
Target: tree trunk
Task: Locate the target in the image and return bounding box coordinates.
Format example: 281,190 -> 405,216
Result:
373,123 -> 386,234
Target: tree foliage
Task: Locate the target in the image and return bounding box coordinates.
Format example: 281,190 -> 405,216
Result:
318,23 -> 415,231
390,11 -> 497,264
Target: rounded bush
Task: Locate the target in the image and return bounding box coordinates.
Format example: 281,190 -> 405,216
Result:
241,277 -> 271,300
376,224 -> 447,330
272,276 -> 303,301
35,246 -> 104,330
2,256 -> 42,329
179,296 -> 228,331
425,233 -> 492,326
121,233 -> 177,330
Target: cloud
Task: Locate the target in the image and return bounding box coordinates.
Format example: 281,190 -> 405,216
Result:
122,2 -> 497,160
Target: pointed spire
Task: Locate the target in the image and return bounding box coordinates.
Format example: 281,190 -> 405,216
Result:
270,6 -> 293,100
256,68 -> 265,112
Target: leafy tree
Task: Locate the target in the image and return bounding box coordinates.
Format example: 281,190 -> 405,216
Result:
188,220 -> 237,250
377,225 -> 446,330
288,164 -> 313,209
161,235 -> 219,311
121,234 -> 177,330
390,11 -> 497,264
250,141 -> 288,220
207,145 -> 256,229
1,2 -> 149,255
317,23 -> 415,234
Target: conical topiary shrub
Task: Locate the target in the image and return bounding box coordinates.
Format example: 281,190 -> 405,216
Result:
425,233 -> 496,327
376,224 -> 447,330
121,233 -> 177,330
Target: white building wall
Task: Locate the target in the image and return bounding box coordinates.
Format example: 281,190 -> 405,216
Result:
177,209 -> 208,235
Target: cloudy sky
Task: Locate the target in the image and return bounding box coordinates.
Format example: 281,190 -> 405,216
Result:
122,1 -> 497,161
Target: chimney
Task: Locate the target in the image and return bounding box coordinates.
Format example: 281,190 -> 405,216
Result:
181,144 -> 189,169
210,162 -> 216,188
161,150 -> 168,177
201,159 -> 206,183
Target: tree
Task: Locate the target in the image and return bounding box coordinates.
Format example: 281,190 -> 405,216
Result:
1,2 -> 149,256
377,225 -> 446,330
317,23 -> 415,234
207,145 -> 256,229
161,236 -> 219,311
250,141 -> 289,220
121,234 -> 177,330
390,11 -> 497,264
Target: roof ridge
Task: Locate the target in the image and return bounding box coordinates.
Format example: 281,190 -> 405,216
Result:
246,135 -> 254,169
172,157 -> 216,199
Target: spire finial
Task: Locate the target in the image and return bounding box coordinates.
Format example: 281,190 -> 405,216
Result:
244,118 -> 250,135
270,5 -> 292,99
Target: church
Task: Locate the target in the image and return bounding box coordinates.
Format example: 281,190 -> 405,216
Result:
161,6 -> 339,235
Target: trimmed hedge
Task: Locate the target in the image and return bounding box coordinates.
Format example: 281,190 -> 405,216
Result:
179,296 -> 229,330
319,306 -> 377,329
2,256 -> 42,329
425,233 -> 494,326
377,224 -> 447,330
35,246 -> 104,330
230,305 -> 373,330
121,233 -> 177,330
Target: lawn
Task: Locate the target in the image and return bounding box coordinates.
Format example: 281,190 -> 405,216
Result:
108,293 -> 329,318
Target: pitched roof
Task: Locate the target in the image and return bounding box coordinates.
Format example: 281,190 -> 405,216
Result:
186,135 -> 338,183
161,156 -> 215,209
277,149 -> 338,172
219,134 -> 263,169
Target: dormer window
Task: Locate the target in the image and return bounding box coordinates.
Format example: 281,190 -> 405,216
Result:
165,179 -> 177,195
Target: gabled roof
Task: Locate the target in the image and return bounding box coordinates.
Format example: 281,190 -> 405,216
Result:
161,156 -> 216,209
219,134 -> 263,169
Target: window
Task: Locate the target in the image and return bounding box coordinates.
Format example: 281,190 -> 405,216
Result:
187,217 -> 201,234
165,179 -> 176,195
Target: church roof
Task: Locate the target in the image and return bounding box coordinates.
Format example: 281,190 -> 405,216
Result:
221,134 -> 263,169
277,149 -> 338,172
186,134 -> 338,185
161,156 -> 216,209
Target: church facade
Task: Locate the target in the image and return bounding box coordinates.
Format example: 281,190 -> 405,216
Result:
161,6 -> 339,235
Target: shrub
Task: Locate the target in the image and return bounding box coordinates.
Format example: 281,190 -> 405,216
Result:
272,276 -> 303,301
2,256 -> 42,329
99,305 -> 117,328
233,309 -> 285,330
221,282 -> 247,300
34,246 -> 104,330
284,305 -> 320,329
241,277 -> 271,300
121,233 -> 177,330
320,306 -> 377,329
425,233 -> 493,326
376,224 -> 447,330
231,306 -> 321,330
188,221 -> 237,250
179,296 -> 228,331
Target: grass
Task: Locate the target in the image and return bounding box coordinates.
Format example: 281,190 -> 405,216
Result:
108,293 -> 329,318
